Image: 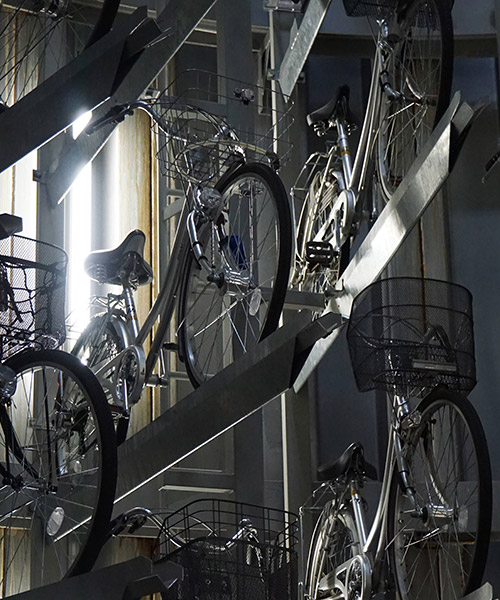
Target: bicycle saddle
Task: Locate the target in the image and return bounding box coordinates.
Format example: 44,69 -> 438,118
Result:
85,229 -> 153,287
317,442 -> 378,481
306,85 -> 358,130
0,214 -> 22,240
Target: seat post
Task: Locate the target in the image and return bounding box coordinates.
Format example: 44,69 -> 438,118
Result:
122,284 -> 140,340
336,118 -> 353,186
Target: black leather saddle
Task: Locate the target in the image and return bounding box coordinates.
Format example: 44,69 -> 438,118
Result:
306,85 -> 358,131
317,442 -> 378,482
85,229 -> 153,287
0,214 -> 22,240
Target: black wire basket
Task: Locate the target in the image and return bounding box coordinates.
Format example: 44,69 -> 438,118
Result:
346,277 -> 476,394
0,235 -> 67,359
342,0 -> 397,18
154,499 -> 298,600
151,70 -> 293,189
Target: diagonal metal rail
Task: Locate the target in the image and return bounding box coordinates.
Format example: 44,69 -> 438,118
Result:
42,0 -> 218,206
115,312 -> 340,501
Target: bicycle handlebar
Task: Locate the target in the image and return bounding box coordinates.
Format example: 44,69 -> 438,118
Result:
85,100 -> 166,135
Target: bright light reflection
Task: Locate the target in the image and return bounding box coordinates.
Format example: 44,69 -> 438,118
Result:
72,111 -> 92,139
67,162 -> 91,340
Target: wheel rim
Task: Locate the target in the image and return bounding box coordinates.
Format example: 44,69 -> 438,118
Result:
0,361 -> 105,594
180,171 -> 283,385
0,0 -> 119,105
306,509 -> 359,600
73,320 -> 128,441
377,0 -> 448,200
391,399 -> 484,600
296,171 -> 342,295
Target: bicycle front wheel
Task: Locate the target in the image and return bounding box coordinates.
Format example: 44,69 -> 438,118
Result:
178,162 -> 292,388
388,387 -> 492,600
0,0 -> 120,105
0,349 -> 117,595
305,503 -> 363,600
376,0 -> 453,202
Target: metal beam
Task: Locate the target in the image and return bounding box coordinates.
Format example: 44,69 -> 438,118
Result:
114,311 -> 340,503
277,0 -> 332,97
0,8 -> 151,175
292,92 -> 480,392
41,0 -> 218,206
7,557 -> 177,600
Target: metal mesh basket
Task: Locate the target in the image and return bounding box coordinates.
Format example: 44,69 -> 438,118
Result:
151,70 -> 293,188
346,277 -> 476,394
343,0 -> 397,17
0,235 -> 67,359
154,499 -> 298,600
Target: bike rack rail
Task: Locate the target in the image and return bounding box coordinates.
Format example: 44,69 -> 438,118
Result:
5,557 -> 182,600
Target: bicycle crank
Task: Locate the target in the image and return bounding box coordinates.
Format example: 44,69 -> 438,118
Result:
322,553 -> 372,600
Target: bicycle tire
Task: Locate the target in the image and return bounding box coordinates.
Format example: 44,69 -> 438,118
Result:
304,503 -> 363,600
0,349 -> 117,595
178,162 -> 292,388
376,0 -> 453,202
387,387 -> 492,600
0,0 -> 120,106
72,314 -> 129,445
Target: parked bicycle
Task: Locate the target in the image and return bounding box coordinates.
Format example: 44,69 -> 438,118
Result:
0,214 -> 117,596
72,71 -> 293,441
108,498 -> 299,600
291,0 -> 453,297
302,277 -> 492,600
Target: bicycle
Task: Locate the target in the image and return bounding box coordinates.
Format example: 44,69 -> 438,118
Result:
108,498 -> 299,600
302,277 -> 492,600
0,214 -> 117,595
290,0 -> 453,297
72,70 -> 293,440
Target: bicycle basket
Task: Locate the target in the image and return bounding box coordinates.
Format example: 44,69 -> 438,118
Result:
0,235 -> 67,359
346,277 -> 476,394
151,69 -> 293,188
154,499 -> 298,600
343,0 -> 397,18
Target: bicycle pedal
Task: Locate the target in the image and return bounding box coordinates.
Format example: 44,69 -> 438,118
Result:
305,241 -> 336,266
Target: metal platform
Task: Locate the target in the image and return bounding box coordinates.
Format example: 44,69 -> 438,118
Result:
6,557 -> 182,600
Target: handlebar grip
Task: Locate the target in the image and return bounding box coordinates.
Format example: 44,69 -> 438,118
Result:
85,104 -> 133,135
485,149 -> 500,172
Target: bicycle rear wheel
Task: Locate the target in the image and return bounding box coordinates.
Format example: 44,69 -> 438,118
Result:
376,0 -> 453,202
72,314 -> 129,445
0,0 -> 120,105
0,349 -> 117,595
178,162 -> 292,388
388,387 -> 492,600
305,503 -> 364,600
